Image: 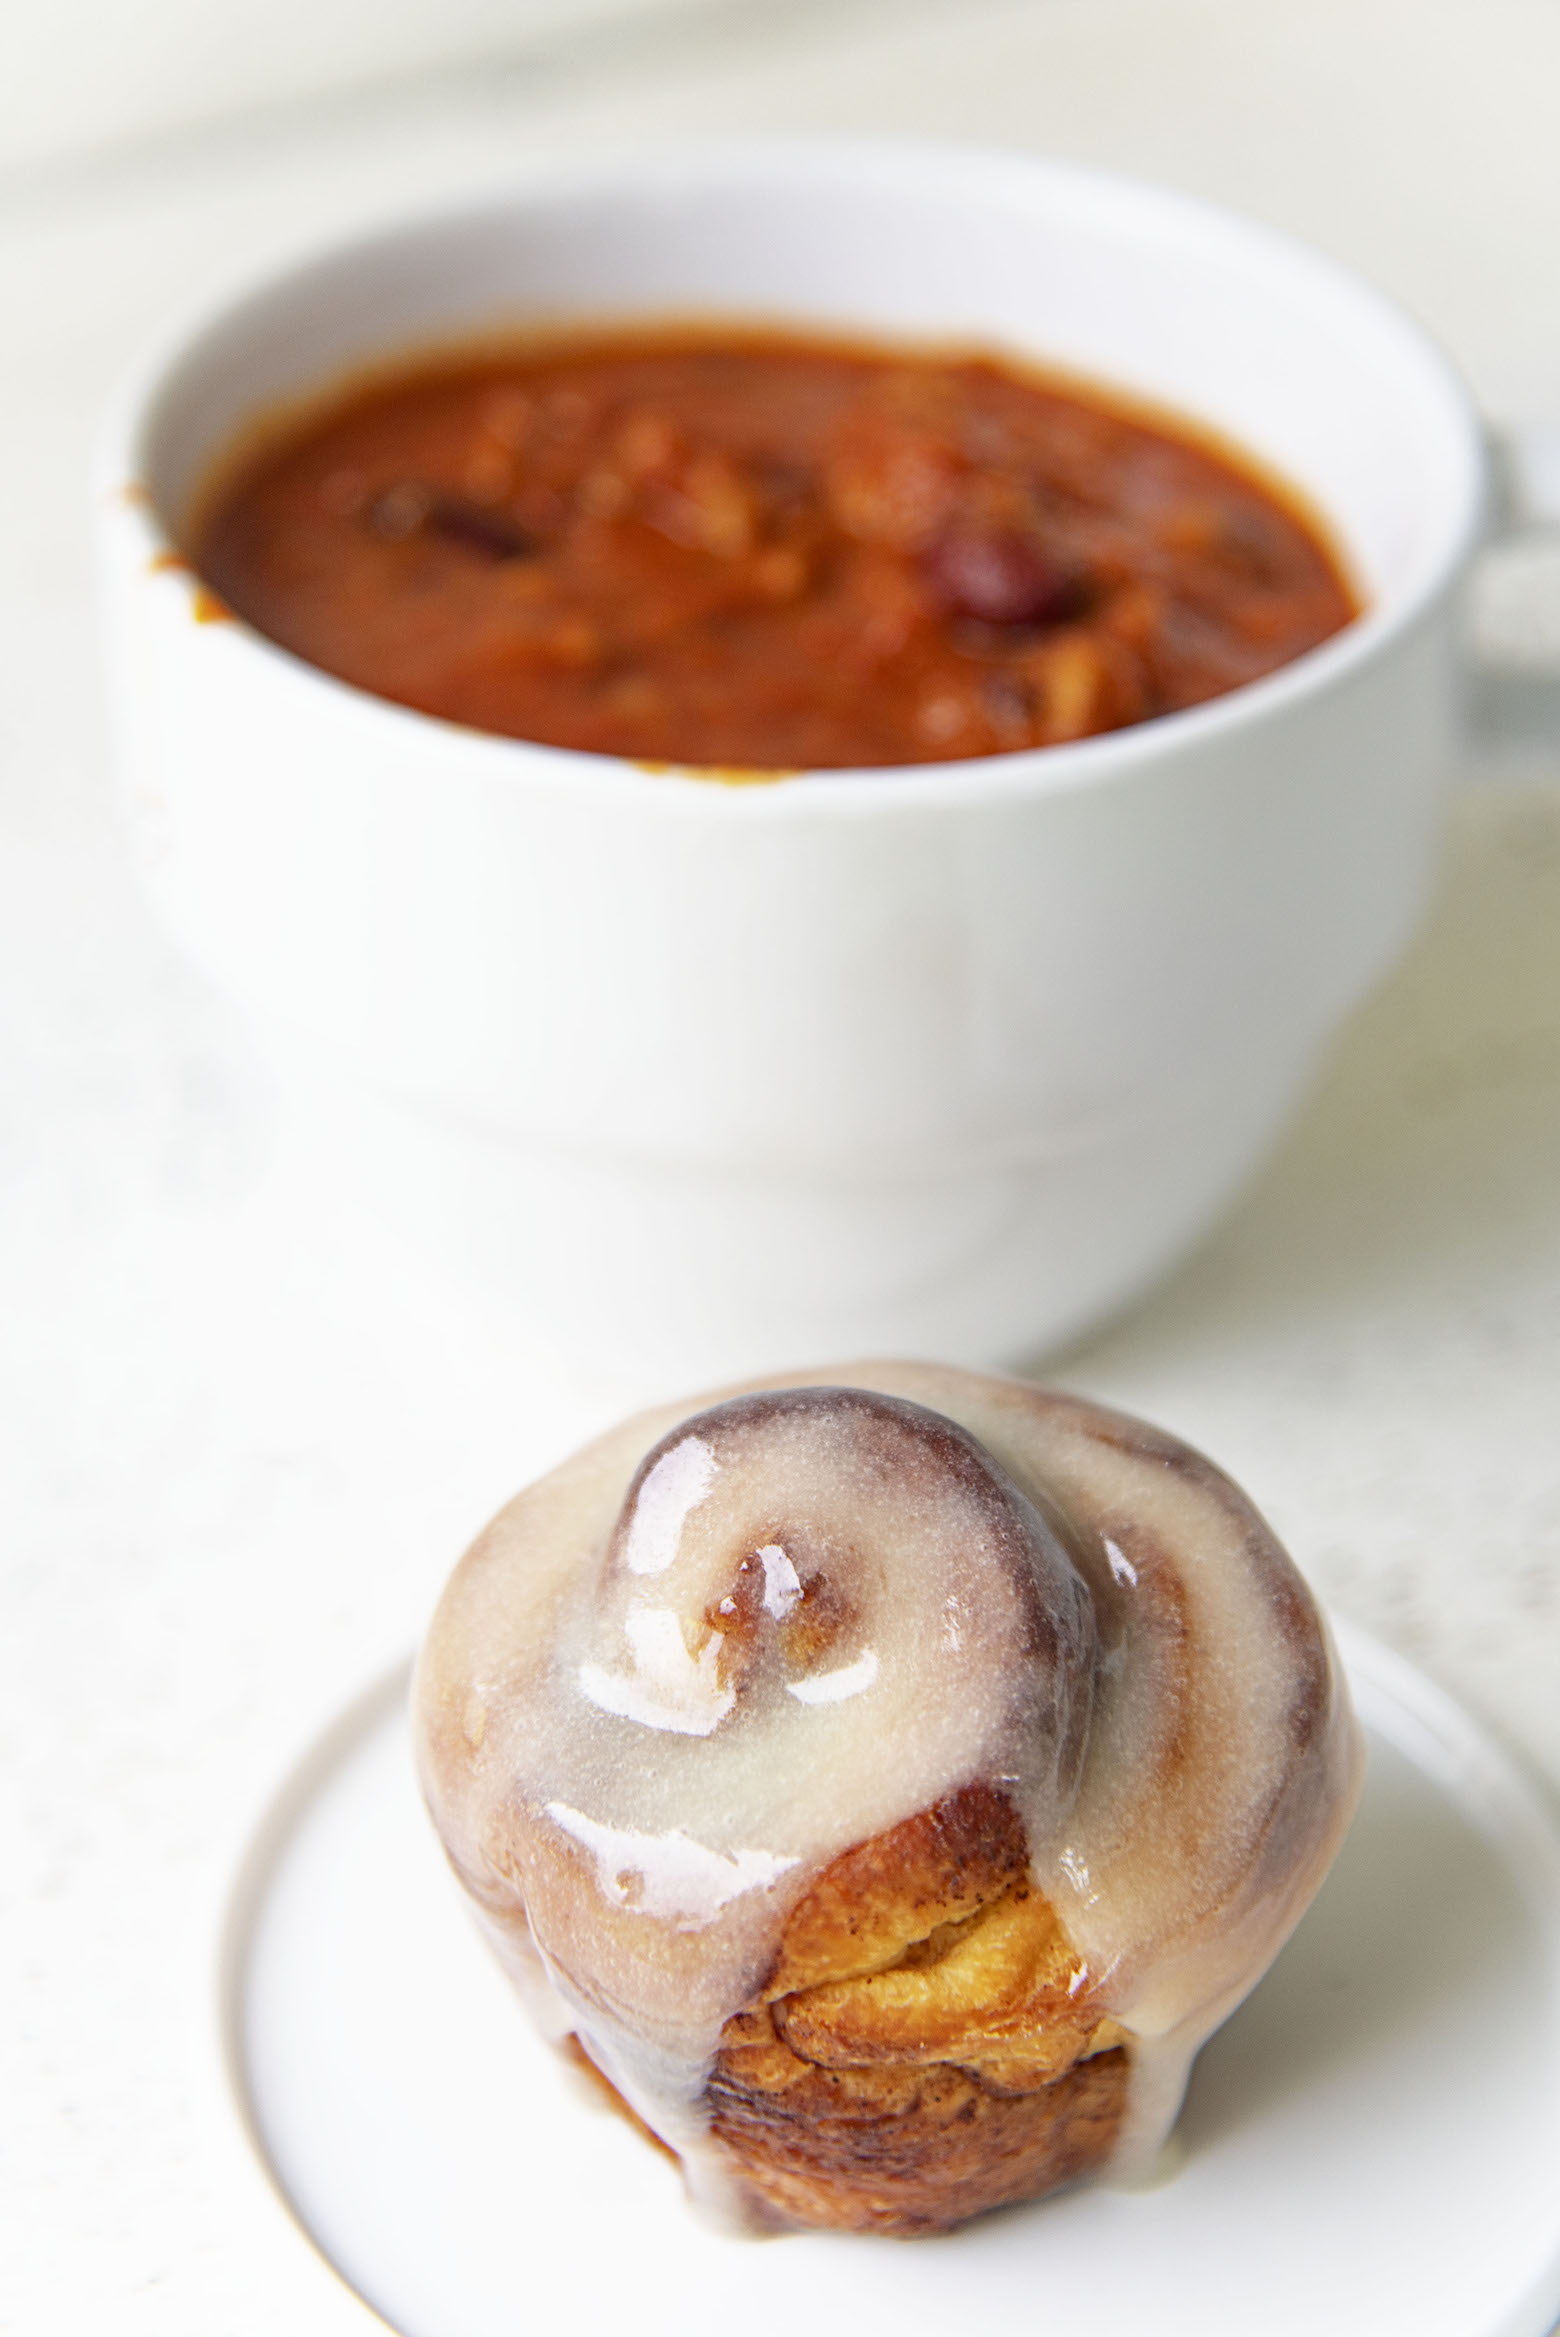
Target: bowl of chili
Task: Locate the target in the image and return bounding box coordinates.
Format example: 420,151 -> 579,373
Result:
98,141 -> 1484,1388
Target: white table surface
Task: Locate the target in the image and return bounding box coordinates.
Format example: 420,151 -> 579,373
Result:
5,2 -> 1560,2329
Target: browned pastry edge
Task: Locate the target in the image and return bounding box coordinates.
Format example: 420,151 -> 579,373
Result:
559,1783 -> 1125,2233
652,1783 -> 1122,2234
706,1784 -> 1125,2232
705,2043 -> 1128,2235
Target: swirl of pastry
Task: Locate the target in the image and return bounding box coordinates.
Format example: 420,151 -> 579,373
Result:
415,1363 -> 1362,2235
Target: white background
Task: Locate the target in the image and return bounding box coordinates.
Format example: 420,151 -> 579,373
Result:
5,2 -> 1560,2330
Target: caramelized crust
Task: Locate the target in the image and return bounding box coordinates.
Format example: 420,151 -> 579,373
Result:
761,1783 -> 1029,1998
707,2044 -> 1128,2235
701,1784 -> 1127,2232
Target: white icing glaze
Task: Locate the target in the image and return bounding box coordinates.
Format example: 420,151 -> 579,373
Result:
413,1363 -> 1363,2221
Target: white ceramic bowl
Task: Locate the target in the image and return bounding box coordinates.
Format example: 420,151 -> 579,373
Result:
98,142 -> 1484,1391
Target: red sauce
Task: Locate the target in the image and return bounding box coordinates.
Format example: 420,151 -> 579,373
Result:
193,329 -> 1357,772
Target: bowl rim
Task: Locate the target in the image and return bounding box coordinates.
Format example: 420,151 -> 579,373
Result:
99,134 -> 1488,820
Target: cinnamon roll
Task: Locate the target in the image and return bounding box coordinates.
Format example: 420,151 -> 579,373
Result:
413,1363 -> 1362,2235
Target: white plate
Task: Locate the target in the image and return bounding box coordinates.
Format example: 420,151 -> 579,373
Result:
226,1622 -> 1560,2337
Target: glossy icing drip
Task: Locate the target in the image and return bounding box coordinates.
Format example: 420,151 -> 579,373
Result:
414,1363 -> 1362,2216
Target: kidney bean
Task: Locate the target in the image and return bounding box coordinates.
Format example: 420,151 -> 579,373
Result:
923,525 -> 1075,627
368,483 -> 534,560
